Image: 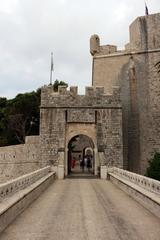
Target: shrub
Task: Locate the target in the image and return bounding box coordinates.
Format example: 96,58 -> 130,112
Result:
146,152 -> 160,181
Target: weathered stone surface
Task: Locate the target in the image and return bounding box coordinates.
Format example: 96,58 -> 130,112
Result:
40,86 -> 123,175
67,109 -> 95,123
0,136 -> 40,183
92,13 -> 160,174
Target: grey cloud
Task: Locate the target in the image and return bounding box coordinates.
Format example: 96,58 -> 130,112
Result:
0,0 -> 159,98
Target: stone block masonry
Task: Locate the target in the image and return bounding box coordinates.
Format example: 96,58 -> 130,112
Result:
0,136 -> 40,183
40,85 -> 123,176
91,13 -> 160,175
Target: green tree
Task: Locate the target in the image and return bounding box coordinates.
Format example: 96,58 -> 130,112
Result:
53,79 -> 68,92
0,80 -> 67,146
7,90 -> 41,143
0,89 -> 41,146
146,152 -> 160,181
0,97 -> 8,145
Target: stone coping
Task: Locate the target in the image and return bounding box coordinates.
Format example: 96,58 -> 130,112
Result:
108,172 -> 160,219
108,167 -> 160,195
0,166 -> 51,201
0,172 -> 55,215
94,48 -> 160,59
0,171 -> 56,234
109,172 -> 160,205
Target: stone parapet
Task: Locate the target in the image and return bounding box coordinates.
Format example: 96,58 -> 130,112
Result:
0,168 -> 55,234
25,136 -> 40,144
41,85 -> 121,108
108,167 -> 160,195
0,136 -> 40,183
107,167 -> 160,219
0,166 -> 51,201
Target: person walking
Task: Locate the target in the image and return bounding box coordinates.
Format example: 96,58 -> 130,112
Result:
87,157 -> 92,172
71,157 -> 76,169
80,158 -> 85,172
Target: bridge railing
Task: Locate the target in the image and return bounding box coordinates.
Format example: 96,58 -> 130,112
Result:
106,167 -> 160,219
0,166 -> 56,233
108,167 -> 160,195
0,166 -> 51,201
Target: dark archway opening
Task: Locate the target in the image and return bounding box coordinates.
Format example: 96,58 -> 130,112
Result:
68,134 -> 94,176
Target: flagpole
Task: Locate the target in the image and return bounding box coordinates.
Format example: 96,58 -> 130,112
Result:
144,1 -> 149,15
50,52 -> 53,85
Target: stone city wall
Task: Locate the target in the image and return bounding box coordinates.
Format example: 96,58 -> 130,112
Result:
0,136 -> 40,183
91,13 -> 160,175
40,85 -> 123,172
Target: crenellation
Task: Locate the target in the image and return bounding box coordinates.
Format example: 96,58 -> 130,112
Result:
58,85 -> 68,95
41,85 -> 121,109
70,86 -> 78,96
95,86 -> 104,95
99,45 -> 117,55
85,86 -> 94,96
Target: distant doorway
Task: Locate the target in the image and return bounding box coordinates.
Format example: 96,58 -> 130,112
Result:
68,134 -> 95,176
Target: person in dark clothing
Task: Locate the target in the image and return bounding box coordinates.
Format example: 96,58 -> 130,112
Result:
80,158 -> 85,171
87,157 -> 92,172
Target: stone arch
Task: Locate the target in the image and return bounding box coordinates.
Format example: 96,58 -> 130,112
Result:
66,126 -> 96,148
65,123 -> 99,176
85,147 -> 94,156
67,134 -> 95,175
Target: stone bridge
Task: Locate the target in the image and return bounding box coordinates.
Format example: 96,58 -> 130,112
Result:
0,167 -> 160,240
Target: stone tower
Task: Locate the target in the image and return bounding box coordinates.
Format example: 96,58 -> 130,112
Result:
90,34 -> 100,56
40,85 -> 123,177
91,13 -> 160,174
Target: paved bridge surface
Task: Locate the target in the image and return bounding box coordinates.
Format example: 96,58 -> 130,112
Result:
1,178 -> 160,240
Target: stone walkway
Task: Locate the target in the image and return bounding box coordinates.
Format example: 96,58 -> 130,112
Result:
1,179 -> 160,240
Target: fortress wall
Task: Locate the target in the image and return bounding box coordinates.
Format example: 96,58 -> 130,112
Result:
100,108 -> 123,168
40,108 -> 66,167
94,50 -> 160,175
93,55 -> 129,94
0,136 -> 40,183
137,51 -> 160,174
130,13 -> 160,51
92,54 -> 130,170
92,13 -> 160,175
129,14 -> 160,174
40,86 -> 123,172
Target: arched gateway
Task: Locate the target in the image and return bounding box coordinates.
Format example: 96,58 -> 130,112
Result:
40,85 -> 123,178
67,134 -> 95,175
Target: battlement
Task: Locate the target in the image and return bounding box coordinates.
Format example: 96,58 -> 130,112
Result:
41,84 -> 121,108
129,13 -> 160,51
41,85 -> 120,97
90,13 -> 160,57
90,34 -> 118,56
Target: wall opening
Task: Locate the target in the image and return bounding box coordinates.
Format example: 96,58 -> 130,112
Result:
67,134 -> 95,175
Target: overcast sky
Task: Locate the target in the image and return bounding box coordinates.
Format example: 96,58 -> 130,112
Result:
0,0 -> 159,99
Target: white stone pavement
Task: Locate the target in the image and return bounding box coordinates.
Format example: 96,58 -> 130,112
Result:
0,179 -> 160,240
